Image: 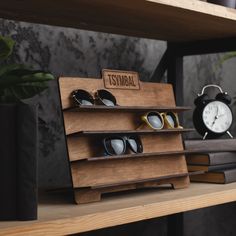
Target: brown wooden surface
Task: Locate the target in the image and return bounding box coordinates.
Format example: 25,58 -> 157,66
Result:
2,183 -> 236,235
64,105 -> 191,112
67,133 -> 184,161
71,155 -> 187,187
59,77 -> 176,109
59,76 -> 189,203
1,0 -> 236,41
69,128 -> 195,137
74,175 -> 189,204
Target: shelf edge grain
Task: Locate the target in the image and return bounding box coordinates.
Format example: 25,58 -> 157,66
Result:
2,183 -> 236,235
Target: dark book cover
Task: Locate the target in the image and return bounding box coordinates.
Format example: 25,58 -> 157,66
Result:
0,104 -> 17,220
190,168 -> 236,184
184,139 -> 236,152
186,152 -> 236,166
16,103 -> 38,221
0,103 -> 38,221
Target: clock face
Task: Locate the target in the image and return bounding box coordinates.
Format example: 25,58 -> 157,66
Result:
202,101 -> 233,133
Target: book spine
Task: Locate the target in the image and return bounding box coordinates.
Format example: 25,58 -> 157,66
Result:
0,104 -> 17,220
209,152 -> 236,165
185,140 -> 236,152
16,103 -> 38,221
224,169 -> 236,184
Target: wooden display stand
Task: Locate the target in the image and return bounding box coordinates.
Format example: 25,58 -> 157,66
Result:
58,75 -> 190,204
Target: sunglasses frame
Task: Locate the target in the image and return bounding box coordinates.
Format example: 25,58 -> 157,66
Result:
103,135 -> 143,156
141,111 -> 182,130
71,89 -> 117,106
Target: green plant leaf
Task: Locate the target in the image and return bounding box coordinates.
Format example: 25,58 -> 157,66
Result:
0,70 -> 55,87
0,36 -> 15,61
0,82 -> 49,102
219,51 -> 236,65
0,64 -> 27,77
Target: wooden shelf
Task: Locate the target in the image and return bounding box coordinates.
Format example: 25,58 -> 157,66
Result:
64,105 -> 191,112
1,183 -> 236,235
1,0 -> 236,41
85,150 -> 191,162
70,149 -> 236,162
68,128 -> 195,137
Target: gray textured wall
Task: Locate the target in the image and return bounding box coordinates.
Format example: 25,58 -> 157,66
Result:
1,18 -> 236,236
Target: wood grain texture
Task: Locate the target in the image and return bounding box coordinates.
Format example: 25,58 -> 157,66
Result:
59,77 -> 175,109
71,155 -> 187,187
67,133 -> 184,161
59,76 -> 189,203
74,175 -> 189,204
2,183 -> 236,235
1,0 -> 236,41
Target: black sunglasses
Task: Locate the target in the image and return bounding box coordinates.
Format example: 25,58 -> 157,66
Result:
103,135 -> 143,156
71,89 -> 117,106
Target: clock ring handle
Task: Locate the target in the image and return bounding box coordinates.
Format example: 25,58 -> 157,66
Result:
198,84 -> 223,96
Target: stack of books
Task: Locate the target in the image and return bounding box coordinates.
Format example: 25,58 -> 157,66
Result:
184,139 -> 236,184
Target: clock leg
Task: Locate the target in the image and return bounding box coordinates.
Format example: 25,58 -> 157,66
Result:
203,132 -> 208,140
227,131 -> 234,138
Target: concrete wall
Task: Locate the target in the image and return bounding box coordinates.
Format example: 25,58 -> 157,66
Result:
1,18 -> 236,236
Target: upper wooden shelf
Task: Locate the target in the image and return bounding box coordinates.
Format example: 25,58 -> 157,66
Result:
1,0 -> 236,41
64,105 -> 191,112
1,183 -> 236,235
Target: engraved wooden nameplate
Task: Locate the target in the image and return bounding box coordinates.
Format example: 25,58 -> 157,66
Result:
102,69 -> 140,90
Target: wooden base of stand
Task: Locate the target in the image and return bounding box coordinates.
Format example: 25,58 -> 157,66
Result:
74,175 -> 190,204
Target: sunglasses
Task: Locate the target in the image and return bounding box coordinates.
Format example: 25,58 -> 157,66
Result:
72,89 -> 117,106
141,111 -> 182,130
103,135 -> 143,156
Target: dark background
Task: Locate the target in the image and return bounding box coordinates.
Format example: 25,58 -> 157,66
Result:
1,18 -> 236,236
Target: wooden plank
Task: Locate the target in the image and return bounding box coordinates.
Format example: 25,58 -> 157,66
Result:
58,77 -> 175,109
69,128 -> 195,137
71,155 -> 187,187
1,0 -> 236,41
74,175 -> 190,204
64,105 -> 191,113
1,183 -> 236,235
67,133 -> 185,161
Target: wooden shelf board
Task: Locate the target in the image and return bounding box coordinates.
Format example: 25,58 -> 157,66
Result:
1,0 -> 236,41
68,128 -> 195,137
85,150 -> 189,162
1,183 -> 236,235
70,149 -> 236,162
64,105 -> 191,112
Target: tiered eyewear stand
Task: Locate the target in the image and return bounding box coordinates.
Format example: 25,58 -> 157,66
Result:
58,77 -> 191,204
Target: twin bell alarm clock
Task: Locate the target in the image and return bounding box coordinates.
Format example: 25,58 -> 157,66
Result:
193,84 -> 233,139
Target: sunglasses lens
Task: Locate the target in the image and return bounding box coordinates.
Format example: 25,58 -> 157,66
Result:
73,90 -> 94,105
147,112 -> 163,129
127,136 -> 143,153
104,138 -> 125,155
166,112 -> 178,128
97,90 -> 116,106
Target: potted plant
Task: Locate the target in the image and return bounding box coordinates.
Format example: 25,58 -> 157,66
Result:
207,0 -> 236,8
0,35 -> 54,221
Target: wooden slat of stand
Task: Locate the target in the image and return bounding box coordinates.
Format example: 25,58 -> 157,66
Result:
58,77 -> 190,204
65,105 -> 191,112
59,77 -> 176,109
67,133 -> 185,161
71,155 -> 187,187
2,0 -> 236,41
69,128 -> 195,136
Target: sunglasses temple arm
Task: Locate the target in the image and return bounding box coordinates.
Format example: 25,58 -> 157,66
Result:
136,122 -> 145,130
